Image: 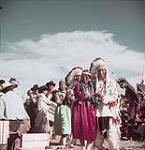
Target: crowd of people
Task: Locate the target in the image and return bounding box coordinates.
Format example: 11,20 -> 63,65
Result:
118,78 -> 145,141
0,57 -> 145,150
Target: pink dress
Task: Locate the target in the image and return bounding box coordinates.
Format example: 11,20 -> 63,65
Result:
72,82 -> 97,142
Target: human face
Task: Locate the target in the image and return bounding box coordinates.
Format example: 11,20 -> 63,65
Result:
119,82 -> 126,89
43,89 -> 48,96
59,83 -> 66,91
81,74 -> 89,84
48,85 -> 55,91
28,90 -> 35,98
97,68 -> 107,80
74,74 -> 81,82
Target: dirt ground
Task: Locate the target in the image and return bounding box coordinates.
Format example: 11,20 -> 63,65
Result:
47,136 -> 145,150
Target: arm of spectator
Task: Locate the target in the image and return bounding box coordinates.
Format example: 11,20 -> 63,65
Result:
55,92 -> 65,105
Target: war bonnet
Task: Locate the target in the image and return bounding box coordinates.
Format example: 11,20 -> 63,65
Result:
90,57 -> 107,77
65,67 -> 83,86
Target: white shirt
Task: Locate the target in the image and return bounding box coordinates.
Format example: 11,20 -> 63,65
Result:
0,91 -> 29,120
37,93 -> 50,110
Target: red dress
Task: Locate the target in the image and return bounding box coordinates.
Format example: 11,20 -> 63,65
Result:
72,82 -> 97,142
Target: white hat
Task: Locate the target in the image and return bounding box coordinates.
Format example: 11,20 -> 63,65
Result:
2,81 -> 14,90
10,80 -> 19,86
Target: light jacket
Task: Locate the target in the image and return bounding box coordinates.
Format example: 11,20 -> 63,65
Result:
0,91 -> 29,120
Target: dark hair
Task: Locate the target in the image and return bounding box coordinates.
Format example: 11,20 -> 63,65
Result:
117,77 -> 128,84
9,78 -> 17,82
46,81 -> 56,87
27,89 -> 34,95
9,78 -> 19,88
31,84 -> 39,91
0,80 -> 5,85
38,85 -> 47,93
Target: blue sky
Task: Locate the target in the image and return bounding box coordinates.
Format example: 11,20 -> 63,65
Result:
1,0 -> 145,52
0,0 -> 145,90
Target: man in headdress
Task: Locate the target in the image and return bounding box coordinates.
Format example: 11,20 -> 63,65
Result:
90,58 -> 120,150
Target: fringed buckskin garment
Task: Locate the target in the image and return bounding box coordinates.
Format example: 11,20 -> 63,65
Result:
92,59 -> 121,150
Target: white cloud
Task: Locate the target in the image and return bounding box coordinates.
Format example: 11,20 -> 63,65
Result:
0,31 -> 145,91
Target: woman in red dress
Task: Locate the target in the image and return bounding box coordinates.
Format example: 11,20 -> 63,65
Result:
72,70 -> 97,150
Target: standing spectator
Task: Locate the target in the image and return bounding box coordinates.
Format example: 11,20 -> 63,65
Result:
119,96 -> 130,139
117,78 -> 138,121
45,81 -> 57,138
0,81 -> 30,150
24,89 -> 37,132
54,80 -> 71,147
117,78 -> 138,139
0,80 -> 9,150
35,86 -> 50,132
34,85 -> 51,147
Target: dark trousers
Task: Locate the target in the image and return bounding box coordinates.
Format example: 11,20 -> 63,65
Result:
98,117 -> 111,138
8,119 -> 30,150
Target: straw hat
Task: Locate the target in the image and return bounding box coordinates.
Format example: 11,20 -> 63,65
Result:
2,81 -> 14,90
